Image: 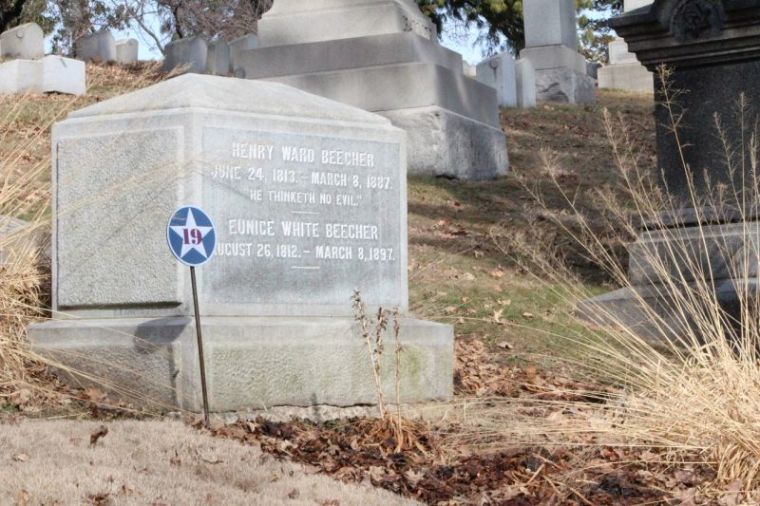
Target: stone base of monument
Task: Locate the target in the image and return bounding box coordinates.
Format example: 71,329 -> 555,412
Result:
0,56 -> 85,96
520,45 -> 596,104
382,107 -> 508,179
30,317 -> 453,411
249,58 -> 508,180
578,210 -> 760,344
598,63 -> 653,93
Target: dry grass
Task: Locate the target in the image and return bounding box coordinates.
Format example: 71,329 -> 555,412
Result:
423,68 -> 760,500
0,419 -> 419,505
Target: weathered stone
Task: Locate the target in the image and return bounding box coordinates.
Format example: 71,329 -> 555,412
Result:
206,40 -> 230,76
0,23 -> 44,60
76,30 -> 116,63
40,56 -> 87,95
515,59 -> 537,108
520,4 -> 596,104
239,2 -> 508,180
228,34 -> 258,77
598,1 -> 653,92
0,56 -> 85,96
598,62 -> 653,93
162,36 -> 208,74
258,0 -> 436,46
115,38 -> 138,64
30,74 -> 454,410
235,32 -> 462,79
476,52 -> 517,108
523,0 -> 577,49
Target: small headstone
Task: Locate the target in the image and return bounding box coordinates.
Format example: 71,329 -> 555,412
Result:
76,30 -> 116,63
162,36 -> 208,74
206,40 -> 230,76
229,34 -> 258,76
0,23 -> 44,60
115,38 -> 139,64
476,53 -> 517,108
515,59 -> 537,109
30,74 -> 453,411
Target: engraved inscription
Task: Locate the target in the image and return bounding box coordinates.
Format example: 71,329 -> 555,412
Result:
202,128 -> 402,308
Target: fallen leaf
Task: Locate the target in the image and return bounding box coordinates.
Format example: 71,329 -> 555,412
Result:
12,454 -> 29,462
287,489 -> 300,499
90,425 -> 109,446
522,312 -> 535,320
15,490 -> 29,506
497,341 -> 513,350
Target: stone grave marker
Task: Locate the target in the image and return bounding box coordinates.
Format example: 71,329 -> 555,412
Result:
30,74 -> 453,411
233,0 -> 508,180
520,0 -> 595,104
115,39 -> 139,64
76,30 -> 116,63
515,59 -> 537,109
163,36 -> 208,74
598,0 -> 654,93
206,40 -> 231,76
476,53 -> 517,108
0,23 -> 44,60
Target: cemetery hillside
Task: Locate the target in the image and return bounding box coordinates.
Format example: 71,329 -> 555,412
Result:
7,0 -> 760,505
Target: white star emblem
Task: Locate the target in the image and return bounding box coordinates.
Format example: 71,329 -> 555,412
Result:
169,208 -> 213,259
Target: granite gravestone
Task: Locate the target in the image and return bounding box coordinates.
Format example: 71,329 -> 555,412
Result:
76,30 -> 116,63
520,0 -> 595,104
580,0 -> 760,341
30,74 -> 453,411
476,54 -> 517,108
598,0 -> 654,93
233,0 -> 509,180
0,23 -> 44,60
115,39 -> 139,64
162,36 -> 208,74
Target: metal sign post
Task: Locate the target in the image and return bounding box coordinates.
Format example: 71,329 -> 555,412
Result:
166,206 -> 217,428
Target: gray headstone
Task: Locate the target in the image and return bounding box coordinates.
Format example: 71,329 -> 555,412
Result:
523,0 -> 577,50
162,36 -> 208,74
115,38 -> 138,64
229,34 -> 258,76
0,23 -> 44,60
76,30 -> 116,63
515,59 -> 537,109
476,52 -> 517,108
30,74 -> 453,411
206,40 -> 230,76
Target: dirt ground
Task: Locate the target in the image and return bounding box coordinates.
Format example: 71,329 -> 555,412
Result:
0,419 -> 419,505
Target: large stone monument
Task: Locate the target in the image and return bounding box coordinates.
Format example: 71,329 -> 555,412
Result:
598,0 -> 654,92
232,0 -> 509,180
30,74 -> 453,412
520,0 -> 596,104
580,0 -> 760,340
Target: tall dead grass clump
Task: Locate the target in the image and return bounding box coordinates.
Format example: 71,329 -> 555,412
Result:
442,66 -> 760,496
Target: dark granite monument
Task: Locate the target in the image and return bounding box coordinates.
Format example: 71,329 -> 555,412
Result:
580,0 -> 760,341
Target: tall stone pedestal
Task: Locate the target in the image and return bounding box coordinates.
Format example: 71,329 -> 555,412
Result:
520,0 -> 595,104
233,0 -> 508,180
29,75 -> 453,412
583,0 -> 760,343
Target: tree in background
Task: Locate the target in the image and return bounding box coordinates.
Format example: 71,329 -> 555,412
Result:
416,0 -> 624,62
0,0 -> 52,34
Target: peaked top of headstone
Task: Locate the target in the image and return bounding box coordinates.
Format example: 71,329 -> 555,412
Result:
68,74 -> 390,125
